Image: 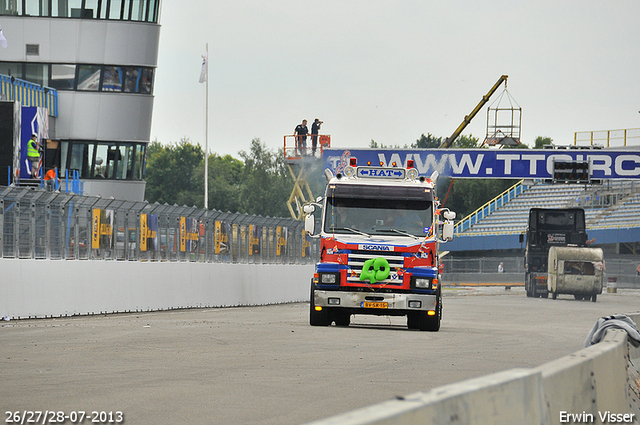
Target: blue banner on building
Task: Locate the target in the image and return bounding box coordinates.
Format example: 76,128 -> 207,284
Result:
19,106 -> 49,179
323,148 -> 640,180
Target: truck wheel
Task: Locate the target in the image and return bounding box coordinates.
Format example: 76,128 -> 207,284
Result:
309,282 -> 330,326
407,312 -> 428,330
591,294 -> 597,303
574,294 -> 582,301
424,310 -> 441,332
408,297 -> 441,332
334,312 -> 351,327
552,292 -> 557,300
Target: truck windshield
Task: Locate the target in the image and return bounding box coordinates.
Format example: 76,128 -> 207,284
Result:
324,197 -> 433,237
535,211 -> 581,231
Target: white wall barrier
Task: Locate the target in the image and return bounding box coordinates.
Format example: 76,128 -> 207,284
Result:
0,259 -> 314,319
305,314 -> 640,425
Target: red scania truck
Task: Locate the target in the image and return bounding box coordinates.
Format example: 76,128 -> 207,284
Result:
303,157 -> 456,331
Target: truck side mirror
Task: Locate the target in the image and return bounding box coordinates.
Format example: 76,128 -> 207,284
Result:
438,208 -> 455,242
305,213 -> 316,235
519,234 -> 524,244
442,222 -> 453,241
442,209 -> 456,220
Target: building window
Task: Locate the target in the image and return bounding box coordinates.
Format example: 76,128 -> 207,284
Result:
25,0 -> 49,16
0,0 -> 22,15
0,62 -> 22,78
50,64 -> 76,90
64,141 -> 146,180
93,143 -> 109,177
123,67 -> 140,92
132,144 -> 145,179
0,61 -> 154,94
76,64 -> 102,91
108,0 -> 123,19
131,0 -> 144,21
102,66 -> 123,91
67,141 -> 90,177
25,63 -> 48,86
83,0 -> 99,18
50,0 -> 83,17
1,0 -> 159,21
140,68 -> 153,94
148,0 -> 158,22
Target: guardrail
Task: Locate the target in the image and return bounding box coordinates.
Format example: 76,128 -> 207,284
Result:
0,185 -> 319,264
453,180 -> 529,234
574,128 -> 640,148
0,74 -> 58,117
283,134 -> 331,160
304,314 -> 640,425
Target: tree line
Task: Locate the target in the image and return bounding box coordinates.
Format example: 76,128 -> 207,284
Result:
145,138 -> 293,218
144,135 -> 553,220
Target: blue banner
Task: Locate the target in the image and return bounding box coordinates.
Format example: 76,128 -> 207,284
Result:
20,106 -> 40,179
148,214 -> 159,251
323,148 -> 640,180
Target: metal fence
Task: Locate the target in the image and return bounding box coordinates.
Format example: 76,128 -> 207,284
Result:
441,256 -> 640,281
0,186 -> 319,264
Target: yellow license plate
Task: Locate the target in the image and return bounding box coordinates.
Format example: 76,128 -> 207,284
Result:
361,302 -> 388,309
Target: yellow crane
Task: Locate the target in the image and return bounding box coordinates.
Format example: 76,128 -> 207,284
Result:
439,75 -> 508,148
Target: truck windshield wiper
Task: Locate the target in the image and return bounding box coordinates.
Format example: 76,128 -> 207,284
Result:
331,227 -> 371,237
375,228 -> 420,240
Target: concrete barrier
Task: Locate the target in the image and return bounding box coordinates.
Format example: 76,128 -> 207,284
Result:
0,259 -> 314,319
4,260 -> 639,424
304,314 -> 640,425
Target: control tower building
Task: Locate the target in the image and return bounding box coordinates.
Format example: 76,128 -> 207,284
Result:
0,0 -> 162,201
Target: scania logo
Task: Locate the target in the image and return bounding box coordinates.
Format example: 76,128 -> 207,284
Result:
359,244 -> 393,251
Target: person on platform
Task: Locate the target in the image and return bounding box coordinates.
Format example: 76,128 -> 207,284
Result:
27,134 -> 41,177
294,119 -> 309,156
311,118 -> 323,156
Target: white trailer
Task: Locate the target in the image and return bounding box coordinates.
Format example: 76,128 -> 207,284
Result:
547,246 -> 604,302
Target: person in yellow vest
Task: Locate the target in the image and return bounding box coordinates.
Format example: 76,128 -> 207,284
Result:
26,134 -> 41,177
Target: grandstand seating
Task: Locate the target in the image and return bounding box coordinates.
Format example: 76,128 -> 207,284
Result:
459,180 -> 640,235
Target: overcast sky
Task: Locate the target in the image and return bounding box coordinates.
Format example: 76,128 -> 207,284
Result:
150,0 -> 640,157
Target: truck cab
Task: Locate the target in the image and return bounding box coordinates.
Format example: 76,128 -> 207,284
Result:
523,208 -> 587,298
304,158 -> 455,331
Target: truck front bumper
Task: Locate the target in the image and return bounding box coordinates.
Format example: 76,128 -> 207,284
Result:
314,290 -> 437,314
531,274 -> 548,294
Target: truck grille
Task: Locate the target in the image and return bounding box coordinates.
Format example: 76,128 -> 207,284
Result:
347,250 -> 405,285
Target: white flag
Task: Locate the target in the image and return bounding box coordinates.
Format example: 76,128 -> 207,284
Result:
0,25 -> 7,49
199,54 -> 207,83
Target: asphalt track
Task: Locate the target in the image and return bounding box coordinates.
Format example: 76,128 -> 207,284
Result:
2,287 -> 639,425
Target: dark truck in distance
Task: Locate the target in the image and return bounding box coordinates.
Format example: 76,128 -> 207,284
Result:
521,208 -> 588,298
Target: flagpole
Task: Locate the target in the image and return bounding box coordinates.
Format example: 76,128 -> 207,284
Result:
204,43 -> 209,209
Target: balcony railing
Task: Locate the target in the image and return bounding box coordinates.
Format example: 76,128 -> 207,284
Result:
0,74 -> 58,117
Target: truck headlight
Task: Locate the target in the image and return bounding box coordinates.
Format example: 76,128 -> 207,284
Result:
320,273 -> 339,284
415,278 -> 430,288
412,277 -> 432,289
